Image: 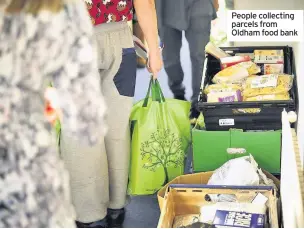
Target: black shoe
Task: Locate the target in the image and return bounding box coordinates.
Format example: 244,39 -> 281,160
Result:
174,94 -> 186,101
189,107 -> 200,125
76,218 -> 109,228
107,208 -> 125,228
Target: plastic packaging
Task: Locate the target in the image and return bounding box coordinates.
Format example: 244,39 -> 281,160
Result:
207,155 -> 276,202
243,74 -> 294,98
205,42 -> 231,59
204,84 -> 242,94
207,90 -> 242,103
220,55 -> 251,69
208,155 -> 260,187
244,93 -> 290,101
212,61 -> 261,84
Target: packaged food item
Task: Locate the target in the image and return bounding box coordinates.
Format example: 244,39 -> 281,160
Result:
213,209 -> 266,228
258,63 -> 284,75
244,93 -> 290,101
207,90 -> 242,103
254,50 -> 284,64
205,42 -> 231,59
243,74 -> 293,98
263,64 -> 284,74
204,84 -> 243,94
212,61 -> 261,84
220,55 -> 251,69
200,202 -> 267,228
235,53 -> 254,60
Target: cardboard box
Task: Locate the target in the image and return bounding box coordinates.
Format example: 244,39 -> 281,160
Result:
158,172 -> 213,210
157,171 -> 279,211
158,185 -> 279,228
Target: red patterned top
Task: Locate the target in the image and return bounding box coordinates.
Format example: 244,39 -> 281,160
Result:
84,0 -> 133,26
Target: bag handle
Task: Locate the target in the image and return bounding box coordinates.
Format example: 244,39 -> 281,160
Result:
142,77 -> 166,107
154,79 -> 166,102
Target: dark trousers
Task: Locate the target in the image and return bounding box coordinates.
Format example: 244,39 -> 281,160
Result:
160,16 -> 211,110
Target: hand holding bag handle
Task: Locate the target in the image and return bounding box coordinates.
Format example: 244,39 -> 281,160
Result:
143,77 -> 165,107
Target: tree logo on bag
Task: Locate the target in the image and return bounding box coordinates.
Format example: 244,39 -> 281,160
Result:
140,129 -> 184,185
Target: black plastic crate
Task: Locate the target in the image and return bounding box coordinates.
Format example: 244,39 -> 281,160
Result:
199,46 -> 298,131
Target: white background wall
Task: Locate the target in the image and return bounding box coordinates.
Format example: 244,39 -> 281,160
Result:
234,0 -> 304,164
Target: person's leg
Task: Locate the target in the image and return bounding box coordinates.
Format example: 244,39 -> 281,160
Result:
185,10 -> 212,122
99,22 -> 136,227
161,26 -> 185,100
59,23 -> 115,227
60,130 -> 109,226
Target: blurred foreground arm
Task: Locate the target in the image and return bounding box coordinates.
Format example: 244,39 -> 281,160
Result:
214,0 -> 219,12
134,0 -> 163,78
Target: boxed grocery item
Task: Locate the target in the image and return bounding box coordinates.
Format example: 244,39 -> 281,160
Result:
205,42 -> 231,59
261,64 -> 284,75
220,55 -> 251,69
210,203 -> 267,228
235,53 -> 255,60
254,50 -> 284,64
157,185 -> 279,228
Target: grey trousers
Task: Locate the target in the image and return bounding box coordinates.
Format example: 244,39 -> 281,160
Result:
60,22 -> 136,223
160,7 -> 212,109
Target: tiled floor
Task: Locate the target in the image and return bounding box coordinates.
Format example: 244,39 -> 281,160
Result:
124,35 -> 193,228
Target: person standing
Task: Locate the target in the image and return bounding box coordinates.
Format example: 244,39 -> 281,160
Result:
0,0 -> 106,227
60,0 -> 162,228
156,0 -> 218,124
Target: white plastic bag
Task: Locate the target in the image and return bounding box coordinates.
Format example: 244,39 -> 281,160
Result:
207,155 -> 276,202
208,155 -> 260,186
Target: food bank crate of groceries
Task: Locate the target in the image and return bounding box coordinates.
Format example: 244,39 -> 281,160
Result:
199,44 -> 298,131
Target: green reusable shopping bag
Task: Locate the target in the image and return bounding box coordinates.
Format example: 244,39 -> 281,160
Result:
128,79 -> 191,195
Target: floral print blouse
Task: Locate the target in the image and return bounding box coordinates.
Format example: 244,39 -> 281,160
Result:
0,1 -> 106,227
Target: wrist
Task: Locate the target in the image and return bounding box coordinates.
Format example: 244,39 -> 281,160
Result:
149,46 -> 161,55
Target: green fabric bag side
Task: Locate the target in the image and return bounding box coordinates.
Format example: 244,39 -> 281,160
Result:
128,78 -> 191,195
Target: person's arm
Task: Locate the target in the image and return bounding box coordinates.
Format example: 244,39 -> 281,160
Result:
213,0 -> 219,12
133,0 -> 162,78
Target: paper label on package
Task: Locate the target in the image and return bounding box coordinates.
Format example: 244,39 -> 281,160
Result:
251,74 -> 278,89
219,119 -> 235,126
